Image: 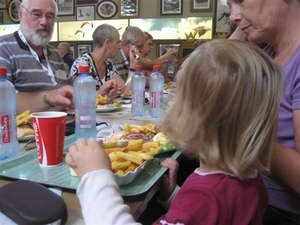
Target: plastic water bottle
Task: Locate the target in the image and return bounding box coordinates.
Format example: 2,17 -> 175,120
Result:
0,67 -> 19,160
74,65 -> 97,140
131,65 -> 146,117
149,65 -> 164,118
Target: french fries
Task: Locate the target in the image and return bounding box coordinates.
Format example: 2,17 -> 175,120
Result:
16,110 -> 32,126
123,122 -> 158,140
103,123 -> 165,175
95,94 -> 109,106
104,137 -> 160,175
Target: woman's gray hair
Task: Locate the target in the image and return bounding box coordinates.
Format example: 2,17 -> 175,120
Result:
20,0 -> 58,15
92,24 -> 119,48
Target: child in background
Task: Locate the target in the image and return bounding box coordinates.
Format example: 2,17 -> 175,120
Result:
65,39 -> 283,224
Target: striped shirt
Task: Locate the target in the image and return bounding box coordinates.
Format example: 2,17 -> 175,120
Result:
109,49 -> 129,81
0,31 -> 71,92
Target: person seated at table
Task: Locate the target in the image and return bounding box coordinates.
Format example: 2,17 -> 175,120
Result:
109,26 -> 147,82
57,42 -> 75,72
70,24 -> 131,98
66,39 -> 283,224
0,0 -> 75,114
138,31 -> 177,87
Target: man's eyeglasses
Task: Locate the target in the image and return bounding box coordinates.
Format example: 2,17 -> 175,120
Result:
23,7 -> 57,23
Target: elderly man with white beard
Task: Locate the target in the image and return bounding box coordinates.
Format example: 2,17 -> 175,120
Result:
0,0 -> 76,113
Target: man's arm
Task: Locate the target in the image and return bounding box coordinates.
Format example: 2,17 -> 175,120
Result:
16,85 -> 74,114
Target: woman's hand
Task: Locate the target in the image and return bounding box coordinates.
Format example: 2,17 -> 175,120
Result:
98,79 -> 118,100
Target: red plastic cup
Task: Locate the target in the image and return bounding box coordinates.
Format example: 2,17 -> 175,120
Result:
31,112 -> 67,167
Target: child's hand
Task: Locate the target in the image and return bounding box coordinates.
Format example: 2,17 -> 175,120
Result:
159,158 -> 179,200
65,138 -> 112,179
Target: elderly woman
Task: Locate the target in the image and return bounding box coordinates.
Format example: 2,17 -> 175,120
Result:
70,24 -> 125,98
228,0 -> 300,224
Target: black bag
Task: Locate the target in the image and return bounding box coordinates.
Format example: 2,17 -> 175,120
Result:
0,180 -> 68,225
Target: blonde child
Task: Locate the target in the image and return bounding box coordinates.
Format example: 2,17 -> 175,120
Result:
66,39 -> 283,224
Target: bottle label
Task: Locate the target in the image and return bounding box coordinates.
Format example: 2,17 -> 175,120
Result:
80,116 -> 92,128
151,92 -> 163,108
151,92 -> 156,108
1,115 -> 11,143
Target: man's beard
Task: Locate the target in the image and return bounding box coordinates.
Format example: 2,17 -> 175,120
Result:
20,20 -> 53,47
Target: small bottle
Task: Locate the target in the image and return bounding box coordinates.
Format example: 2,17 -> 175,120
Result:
0,67 -> 19,160
149,65 -> 164,118
74,65 -> 97,140
131,65 -> 146,117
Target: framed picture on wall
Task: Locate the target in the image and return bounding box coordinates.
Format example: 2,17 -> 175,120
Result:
0,12 -> 3,24
215,0 -> 231,33
8,0 -> 21,23
76,5 -> 95,21
160,0 -> 182,15
119,0 -> 139,18
69,45 -> 75,59
0,0 -> 6,9
77,44 -> 92,56
76,0 -> 98,4
190,0 -> 213,12
57,0 -> 75,16
97,0 -> 118,19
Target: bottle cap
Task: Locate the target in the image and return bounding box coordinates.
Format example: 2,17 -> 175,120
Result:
79,65 -> 89,73
0,67 -> 7,77
153,65 -> 160,70
135,65 -> 142,70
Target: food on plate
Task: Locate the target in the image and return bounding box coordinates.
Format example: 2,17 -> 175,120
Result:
153,132 -> 175,152
96,102 -> 121,109
164,82 -> 176,92
17,124 -> 35,138
104,139 -> 161,175
16,110 -> 32,126
95,94 -> 109,106
122,90 -> 132,98
16,110 -> 34,138
108,123 -> 158,142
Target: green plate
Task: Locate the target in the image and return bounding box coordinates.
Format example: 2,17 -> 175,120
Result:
0,135 -> 180,197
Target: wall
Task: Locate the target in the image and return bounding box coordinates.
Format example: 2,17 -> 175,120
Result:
0,0 -> 218,59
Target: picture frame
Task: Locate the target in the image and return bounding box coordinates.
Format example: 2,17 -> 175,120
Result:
8,0 -> 21,23
57,0 -> 75,16
0,12 -> 3,24
0,0 -> 6,9
76,5 -> 95,21
119,0 -> 139,18
215,0 -> 231,33
76,0 -> 98,5
190,0 -> 213,12
97,0 -> 118,19
69,45 -> 75,59
160,0 -> 182,15
77,44 -> 92,56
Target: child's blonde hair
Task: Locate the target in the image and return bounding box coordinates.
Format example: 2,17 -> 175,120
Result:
162,39 -> 283,179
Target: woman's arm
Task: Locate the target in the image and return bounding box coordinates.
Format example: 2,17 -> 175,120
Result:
139,49 -> 176,71
269,110 -> 300,196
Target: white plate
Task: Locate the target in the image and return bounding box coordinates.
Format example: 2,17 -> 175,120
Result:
18,135 -> 35,142
96,106 -> 122,113
121,95 -> 132,100
115,160 -> 150,186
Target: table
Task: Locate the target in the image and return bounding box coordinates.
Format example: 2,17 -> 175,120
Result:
0,105 -> 177,224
